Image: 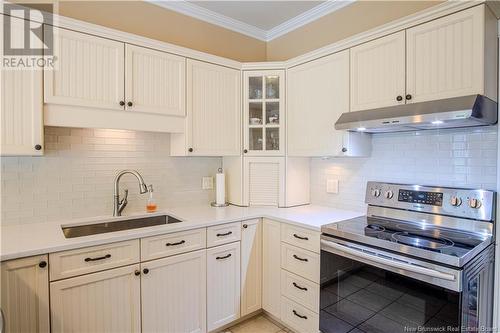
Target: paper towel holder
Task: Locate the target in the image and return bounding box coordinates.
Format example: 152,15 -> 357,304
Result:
211,168 -> 229,207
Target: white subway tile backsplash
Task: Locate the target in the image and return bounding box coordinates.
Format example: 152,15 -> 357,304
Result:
311,127 -> 498,212
1,127 -> 221,225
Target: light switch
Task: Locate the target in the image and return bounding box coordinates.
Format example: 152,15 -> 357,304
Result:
202,176 -> 213,190
326,179 -> 339,194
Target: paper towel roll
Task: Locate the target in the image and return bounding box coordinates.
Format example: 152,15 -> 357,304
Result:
215,169 -> 225,206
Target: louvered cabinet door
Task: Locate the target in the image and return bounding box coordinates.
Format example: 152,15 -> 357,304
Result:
187,59 -> 241,156
350,31 -> 406,111
50,264 -> 141,333
1,255 -> 50,333
141,250 -> 207,333
1,17 -> 43,156
44,26 -> 125,110
125,44 -> 185,116
243,157 -> 285,207
406,5 -> 496,103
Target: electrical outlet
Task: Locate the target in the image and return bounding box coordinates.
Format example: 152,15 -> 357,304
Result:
326,179 -> 339,194
202,176 -> 213,190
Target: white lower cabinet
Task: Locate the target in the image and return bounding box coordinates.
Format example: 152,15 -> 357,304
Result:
1,255 -> 50,333
50,264 -> 142,333
281,296 -> 319,333
207,242 -> 241,331
241,219 -> 262,316
141,249 -> 207,333
262,218 -> 282,319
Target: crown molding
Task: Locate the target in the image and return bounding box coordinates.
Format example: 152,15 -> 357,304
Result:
146,0 -> 356,42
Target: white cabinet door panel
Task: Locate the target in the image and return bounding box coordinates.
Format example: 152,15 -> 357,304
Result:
44,27 -> 125,110
207,242 -> 241,331
125,44 -> 185,116
350,31 -> 406,111
141,250 -> 206,333
241,219 -> 262,316
262,218 -> 281,318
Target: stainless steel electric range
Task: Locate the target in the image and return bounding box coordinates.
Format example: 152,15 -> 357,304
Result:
320,182 -> 496,333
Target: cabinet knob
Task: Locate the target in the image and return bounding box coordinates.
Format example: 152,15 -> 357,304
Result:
38,261 -> 47,268
34,144 -> 42,151
396,95 -> 403,102
188,148 -> 193,153
341,147 -> 347,153
127,101 -> 133,107
243,224 -> 248,229
405,94 -> 412,101
134,270 -> 141,276
243,149 -> 248,154
143,268 -> 149,274
119,101 -> 125,106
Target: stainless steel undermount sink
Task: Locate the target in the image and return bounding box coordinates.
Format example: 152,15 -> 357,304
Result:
62,215 -> 182,238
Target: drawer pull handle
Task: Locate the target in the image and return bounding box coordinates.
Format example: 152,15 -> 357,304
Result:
292,282 -> 308,291
293,254 -> 308,262
292,310 -> 308,320
216,253 -> 232,260
216,231 -> 233,237
293,234 -> 309,241
84,254 -> 111,262
166,240 -> 186,246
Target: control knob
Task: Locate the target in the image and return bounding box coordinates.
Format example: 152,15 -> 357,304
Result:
371,189 -> 381,197
385,190 -> 394,199
468,198 -> 482,209
449,196 -> 462,207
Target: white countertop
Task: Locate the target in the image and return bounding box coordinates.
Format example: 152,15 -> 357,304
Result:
0,204 -> 363,261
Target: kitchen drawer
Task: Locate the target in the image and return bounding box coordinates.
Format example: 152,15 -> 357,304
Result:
281,243 -> 320,283
281,269 -> 319,313
207,222 -> 241,247
49,240 -> 140,281
281,223 -> 320,253
281,296 -> 319,333
141,228 -> 206,261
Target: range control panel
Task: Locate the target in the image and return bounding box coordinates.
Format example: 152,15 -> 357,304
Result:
365,181 -> 496,222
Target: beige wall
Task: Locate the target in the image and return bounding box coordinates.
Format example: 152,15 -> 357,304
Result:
266,1 -> 442,61
57,1 -> 267,62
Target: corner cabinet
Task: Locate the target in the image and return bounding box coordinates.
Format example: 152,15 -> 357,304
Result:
243,70 -> 285,156
287,50 -> 371,157
171,59 -> 241,156
1,255 -> 50,333
1,16 -> 44,156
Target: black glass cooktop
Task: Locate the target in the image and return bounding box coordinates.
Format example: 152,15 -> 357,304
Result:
323,216 -> 489,261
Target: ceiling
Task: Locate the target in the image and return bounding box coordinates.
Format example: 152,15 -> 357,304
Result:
147,0 -> 355,41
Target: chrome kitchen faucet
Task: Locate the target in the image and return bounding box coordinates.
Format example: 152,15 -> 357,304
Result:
113,170 -> 149,216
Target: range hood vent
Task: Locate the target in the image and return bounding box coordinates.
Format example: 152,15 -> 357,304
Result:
335,95 -> 497,133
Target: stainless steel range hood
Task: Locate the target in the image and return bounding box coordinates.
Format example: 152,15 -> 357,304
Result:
335,95 -> 498,133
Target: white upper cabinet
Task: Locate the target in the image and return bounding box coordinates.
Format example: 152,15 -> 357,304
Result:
243,70 -> 285,156
1,16 -> 44,156
350,31 -> 406,111
288,50 -> 370,157
406,5 -> 497,103
125,44 -> 185,116
171,59 -> 241,156
44,26 -> 125,110
141,250 -> 206,333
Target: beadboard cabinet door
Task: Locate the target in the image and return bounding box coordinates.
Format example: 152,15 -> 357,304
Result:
1,255 -> 50,333
44,26 -> 125,110
125,44 -> 185,116
1,16 -> 43,156
262,218 -> 281,319
406,5 -> 497,103
50,264 -> 141,333
207,242 -> 241,331
350,31 -> 406,111
141,250 -> 207,333
173,59 -> 241,156
241,219 -> 262,316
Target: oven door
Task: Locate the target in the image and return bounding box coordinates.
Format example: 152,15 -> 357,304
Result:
320,236 -> 462,333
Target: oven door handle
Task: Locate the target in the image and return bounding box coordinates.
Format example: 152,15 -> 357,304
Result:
321,239 -> 456,282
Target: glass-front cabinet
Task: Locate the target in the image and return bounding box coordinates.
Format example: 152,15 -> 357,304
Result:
243,70 -> 285,156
